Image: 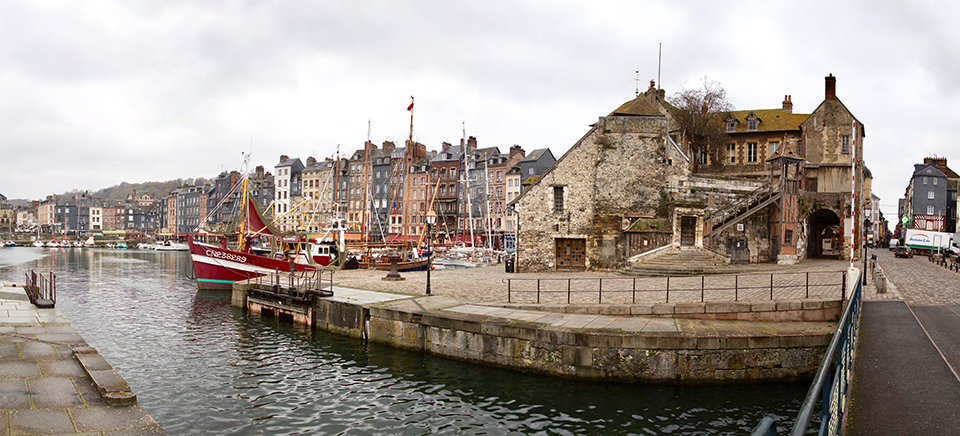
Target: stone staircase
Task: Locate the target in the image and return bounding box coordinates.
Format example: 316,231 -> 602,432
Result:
620,248 -> 739,277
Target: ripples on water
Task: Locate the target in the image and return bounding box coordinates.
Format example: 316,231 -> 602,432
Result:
0,248 -> 808,435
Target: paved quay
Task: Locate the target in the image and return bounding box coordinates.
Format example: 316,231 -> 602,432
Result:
0,283 -> 166,436
330,256 -> 873,304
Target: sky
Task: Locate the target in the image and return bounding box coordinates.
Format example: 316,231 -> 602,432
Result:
1,1 -> 958,219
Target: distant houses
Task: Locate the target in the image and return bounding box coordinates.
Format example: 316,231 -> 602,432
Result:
3,138 -> 555,250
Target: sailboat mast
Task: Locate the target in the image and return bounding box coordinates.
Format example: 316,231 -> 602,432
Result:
402,97 -> 414,247
484,163 -> 491,251
334,146 -> 340,224
361,120 -> 371,241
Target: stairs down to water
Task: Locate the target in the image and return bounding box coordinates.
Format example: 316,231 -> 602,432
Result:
620,249 -> 739,277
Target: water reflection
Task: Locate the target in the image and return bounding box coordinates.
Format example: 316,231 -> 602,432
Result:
0,247 -> 806,435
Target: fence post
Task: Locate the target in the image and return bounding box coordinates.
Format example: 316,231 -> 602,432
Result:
537,280 -> 541,304
598,278 -> 602,304
770,274 -> 774,300
806,272 -> 810,298
701,276 -> 705,302
632,277 -> 636,304
566,279 -> 570,304
666,277 -> 670,303
507,279 -> 512,303
842,272 -> 847,301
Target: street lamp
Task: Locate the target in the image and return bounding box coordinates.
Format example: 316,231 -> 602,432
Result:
425,209 -> 437,295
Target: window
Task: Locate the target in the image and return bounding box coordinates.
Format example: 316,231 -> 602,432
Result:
934,178 -> 938,185
768,141 -> 780,157
747,143 -> 758,163
927,205 -> 935,215
553,186 -> 564,214
727,144 -> 736,164
841,135 -> 850,153
747,119 -> 758,131
923,177 -> 928,185
928,191 -> 935,199
726,120 -> 736,132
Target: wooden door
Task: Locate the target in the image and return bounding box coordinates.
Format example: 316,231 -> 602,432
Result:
680,216 -> 696,247
556,238 -> 586,271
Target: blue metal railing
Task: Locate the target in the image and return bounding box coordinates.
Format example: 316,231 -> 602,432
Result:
751,269 -> 862,436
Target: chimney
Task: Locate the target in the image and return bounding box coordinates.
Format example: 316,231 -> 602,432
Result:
467,136 -> 478,152
825,74 -> 836,101
279,154 -> 289,163
306,156 -> 317,166
509,145 -> 526,160
782,95 -> 793,113
648,80 -> 656,92
382,141 -> 395,151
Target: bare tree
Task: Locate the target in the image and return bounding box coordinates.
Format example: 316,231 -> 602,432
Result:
669,77 -> 734,171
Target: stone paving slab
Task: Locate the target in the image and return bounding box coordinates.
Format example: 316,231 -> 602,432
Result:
0,288 -> 166,435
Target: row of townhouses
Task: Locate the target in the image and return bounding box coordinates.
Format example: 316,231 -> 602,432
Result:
1,139 -> 556,250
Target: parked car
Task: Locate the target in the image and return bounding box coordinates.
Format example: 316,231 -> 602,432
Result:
894,246 -> 914,258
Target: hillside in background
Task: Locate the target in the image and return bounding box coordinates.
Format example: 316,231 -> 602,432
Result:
88,178 -> 210,201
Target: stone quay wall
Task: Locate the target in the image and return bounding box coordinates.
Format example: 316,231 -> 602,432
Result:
233,283 -> 830,384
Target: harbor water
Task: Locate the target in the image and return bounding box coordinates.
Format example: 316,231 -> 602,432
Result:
0,247 -> 810,435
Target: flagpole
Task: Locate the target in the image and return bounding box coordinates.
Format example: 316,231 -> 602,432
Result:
850,120 -> 856,273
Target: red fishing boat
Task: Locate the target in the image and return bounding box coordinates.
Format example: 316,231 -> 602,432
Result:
188,176 -> 337,290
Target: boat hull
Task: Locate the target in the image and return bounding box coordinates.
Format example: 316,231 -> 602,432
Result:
373,256 -> 432,272
188,239 -> 316,290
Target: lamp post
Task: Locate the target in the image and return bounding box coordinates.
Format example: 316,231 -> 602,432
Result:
425,209 -> 437,295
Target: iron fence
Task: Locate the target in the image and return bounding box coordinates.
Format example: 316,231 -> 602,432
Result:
24,270 -> 56,308
503,271 -> 847,304
751,269 -> 862,436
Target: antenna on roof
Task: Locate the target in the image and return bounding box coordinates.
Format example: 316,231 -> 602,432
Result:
367,119 -> 371,143
635,70 -> 640,97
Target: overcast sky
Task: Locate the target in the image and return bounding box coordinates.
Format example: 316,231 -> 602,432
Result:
2,1 -> 957,218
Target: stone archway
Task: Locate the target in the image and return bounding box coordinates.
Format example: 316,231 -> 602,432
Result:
807,209 -> 841,259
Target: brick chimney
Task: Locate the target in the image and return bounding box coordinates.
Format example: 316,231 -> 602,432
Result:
509,145 -> 526,160
279,154 -> 289,163
825,74 -> 836,101
782,95 -> 793,113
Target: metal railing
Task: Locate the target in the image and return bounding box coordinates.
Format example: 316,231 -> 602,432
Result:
24,270 -> 57,308
252,268 -> 335,295
503,271 -> 847,304
752,269 -> 862,436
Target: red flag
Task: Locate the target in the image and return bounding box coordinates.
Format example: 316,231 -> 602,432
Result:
407,101 -> 414,111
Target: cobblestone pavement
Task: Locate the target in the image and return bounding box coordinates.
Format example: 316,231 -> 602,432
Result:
872,247 -> 960,306
330,257 -> 862,304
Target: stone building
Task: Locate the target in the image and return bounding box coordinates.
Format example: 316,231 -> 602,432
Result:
511,84 -> 688,272
513,74 -> 872,272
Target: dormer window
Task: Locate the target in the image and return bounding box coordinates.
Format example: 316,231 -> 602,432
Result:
725,119 -> 736,132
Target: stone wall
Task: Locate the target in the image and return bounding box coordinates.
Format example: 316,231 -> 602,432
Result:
369,305 -> 826,384
515,115 -> 687,272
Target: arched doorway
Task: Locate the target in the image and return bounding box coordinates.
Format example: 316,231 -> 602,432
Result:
808,209 -> 841,259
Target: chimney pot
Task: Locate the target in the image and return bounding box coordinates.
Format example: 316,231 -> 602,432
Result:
782,95 -> 793,113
